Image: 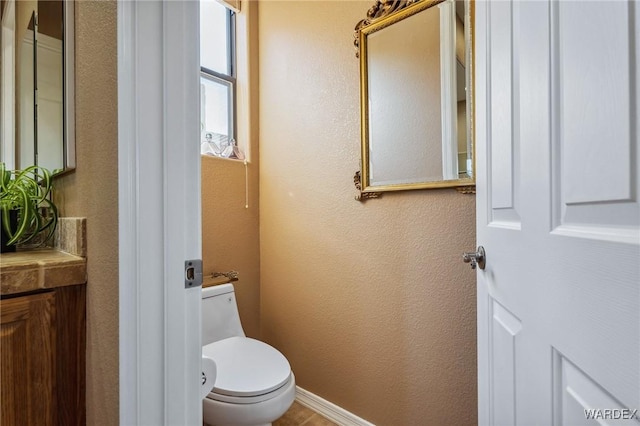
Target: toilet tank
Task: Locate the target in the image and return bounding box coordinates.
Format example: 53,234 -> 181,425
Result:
202,283 -> 246,346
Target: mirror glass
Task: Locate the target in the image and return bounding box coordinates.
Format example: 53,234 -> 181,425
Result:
1,0 -> 74,175
357,0 -> 473,192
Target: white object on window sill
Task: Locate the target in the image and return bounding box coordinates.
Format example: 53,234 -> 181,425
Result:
201,131 -> 245,160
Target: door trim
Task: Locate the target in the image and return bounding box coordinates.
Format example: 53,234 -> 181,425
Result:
118,1 -> 202,424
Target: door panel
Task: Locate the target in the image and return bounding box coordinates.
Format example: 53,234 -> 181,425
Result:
554,352 -> 637,426
488,0 -> 521,226
550,0 -> 639,244
490,300 -> 521,426
554,1 -> 632,205
476,1 -> 640,425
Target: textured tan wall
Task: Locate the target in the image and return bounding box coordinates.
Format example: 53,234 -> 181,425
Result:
202,158 -> 261,337
258,2 -> 477,425
54,1 -> 118,425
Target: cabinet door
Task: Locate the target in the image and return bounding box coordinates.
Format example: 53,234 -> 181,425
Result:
1,292 -> 55,426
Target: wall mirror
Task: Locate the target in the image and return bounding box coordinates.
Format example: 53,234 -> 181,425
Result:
354,0 -> 474,198
1,0 -> 75,175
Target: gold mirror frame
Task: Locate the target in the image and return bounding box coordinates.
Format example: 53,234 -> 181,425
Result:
354,0 -> 475,200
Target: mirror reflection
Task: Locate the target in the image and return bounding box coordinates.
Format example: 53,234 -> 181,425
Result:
1,0 -> 74,174
356,0 -> 474,194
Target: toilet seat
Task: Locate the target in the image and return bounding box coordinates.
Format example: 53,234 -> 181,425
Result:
203,336 -> 292,404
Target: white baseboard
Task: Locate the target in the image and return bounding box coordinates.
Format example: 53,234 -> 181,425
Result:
295,386 -> 375,426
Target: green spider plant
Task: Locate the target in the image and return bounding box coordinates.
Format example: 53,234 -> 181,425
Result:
0,163 -> 58,247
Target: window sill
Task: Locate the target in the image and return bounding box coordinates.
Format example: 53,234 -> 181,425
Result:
201,154 -> 247,164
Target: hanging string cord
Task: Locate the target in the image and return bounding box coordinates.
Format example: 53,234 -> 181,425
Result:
244,160 -> 249,209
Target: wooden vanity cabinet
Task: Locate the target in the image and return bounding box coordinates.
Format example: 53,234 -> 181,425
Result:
0,285 -> 86,426
0,291 -> 55,425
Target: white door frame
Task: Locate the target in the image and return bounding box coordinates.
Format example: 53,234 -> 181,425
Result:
118,1 -> 202,424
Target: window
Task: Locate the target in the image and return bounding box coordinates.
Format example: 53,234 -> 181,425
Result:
200,0 -> 238,158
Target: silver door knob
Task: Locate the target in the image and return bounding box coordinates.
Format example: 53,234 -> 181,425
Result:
463,246 -> 486,270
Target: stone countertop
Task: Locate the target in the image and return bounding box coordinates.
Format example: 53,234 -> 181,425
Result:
0,249 -> 87,296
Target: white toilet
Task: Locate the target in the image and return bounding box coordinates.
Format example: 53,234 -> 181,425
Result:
202,284 -> 295,426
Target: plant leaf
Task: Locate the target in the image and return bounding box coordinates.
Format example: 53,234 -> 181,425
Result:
6,185 -> 31,245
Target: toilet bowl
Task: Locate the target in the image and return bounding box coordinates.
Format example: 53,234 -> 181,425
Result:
202,284 -> 295,426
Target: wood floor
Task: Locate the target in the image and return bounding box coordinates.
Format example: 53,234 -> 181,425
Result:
274,401 -> 338,426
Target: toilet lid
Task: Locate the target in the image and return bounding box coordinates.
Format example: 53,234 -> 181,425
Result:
202,337 -> 291,397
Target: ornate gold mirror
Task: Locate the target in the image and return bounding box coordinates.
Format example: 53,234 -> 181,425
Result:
0,0 -> 75,175
354,0 -> 474,199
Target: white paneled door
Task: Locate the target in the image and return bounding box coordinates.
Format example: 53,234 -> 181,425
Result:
475,1 -> 639,425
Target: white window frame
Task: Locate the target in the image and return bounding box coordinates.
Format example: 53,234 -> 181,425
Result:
200,3 -> 237,144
